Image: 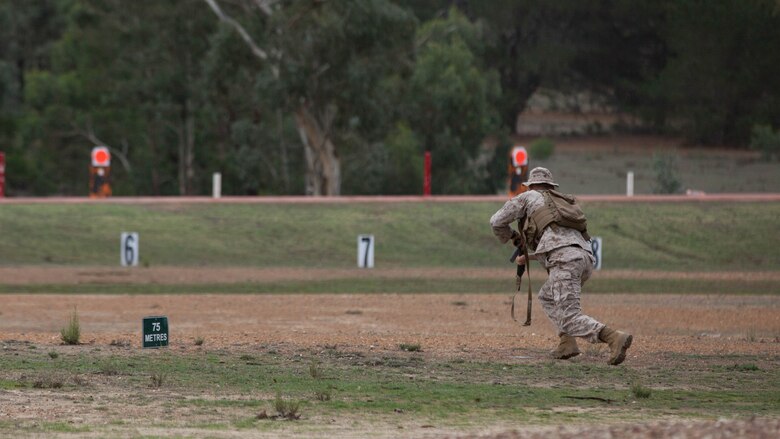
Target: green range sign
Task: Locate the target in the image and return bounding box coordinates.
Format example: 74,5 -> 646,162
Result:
142,316 -> 169,348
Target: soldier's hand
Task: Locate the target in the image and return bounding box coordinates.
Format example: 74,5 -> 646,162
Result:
514,254 -> 527,266
510,230 -> 524,248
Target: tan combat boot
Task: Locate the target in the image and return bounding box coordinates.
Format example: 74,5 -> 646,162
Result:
551,334 -> 580,360
598,326 -> 633,366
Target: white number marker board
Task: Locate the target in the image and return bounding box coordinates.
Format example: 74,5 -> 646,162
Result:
590,236 -> 602,270
121,232 -> 139,267
357,235 -> 374,268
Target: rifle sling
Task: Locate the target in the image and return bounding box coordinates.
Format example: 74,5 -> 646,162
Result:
510,247 -> 533,325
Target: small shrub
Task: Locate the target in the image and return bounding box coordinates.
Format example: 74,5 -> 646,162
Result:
529,138 -> 555,160
60,308 -> 81,345
745,328 -> 757,342
314,387 -> 332,401
729,363 -> 760,371
150,372 -> 166,388
749,124 -> 780,161
99,360 -> 120,376
630,383 -> 652,399
32,372 -> 65,389
652,153 -> 682,194
400,343 -> 422,352
194,337 -> 205,346
309,361 -> 324,379
48,351 -> 59,359
273,393 -> 301,419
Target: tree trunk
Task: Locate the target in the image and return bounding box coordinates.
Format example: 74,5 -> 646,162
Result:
294,103 -> 340,196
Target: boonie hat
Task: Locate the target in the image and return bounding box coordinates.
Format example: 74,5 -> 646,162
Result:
523,167 -> 559,187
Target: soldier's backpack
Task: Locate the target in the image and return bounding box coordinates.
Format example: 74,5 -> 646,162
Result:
522,189 -> 590,250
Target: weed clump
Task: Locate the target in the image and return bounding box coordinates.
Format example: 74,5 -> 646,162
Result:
309,360 -> 324,379
32,372 -> 65,389
729,363 -> 760,371
400,343 -> 422,352
273,393 -> 301,419
60,308 -> 81,345
194,337 -> 205,346
314,387 -> 332,401
631,383 -> 652,399
150,372 -> 166,388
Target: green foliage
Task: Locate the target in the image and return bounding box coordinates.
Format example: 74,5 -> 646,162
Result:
60,308 -> 80,345
651,153 -> 682,194
643,0 -> 780,144
403,8 -> 502,194
529,138 -> 555,160
373,123 -> 424,195
0,0 -> 778,196
750,125 -> 780,161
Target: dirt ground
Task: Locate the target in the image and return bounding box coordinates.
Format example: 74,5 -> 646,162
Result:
1,267 -> 778,438
1,266 -> 778,360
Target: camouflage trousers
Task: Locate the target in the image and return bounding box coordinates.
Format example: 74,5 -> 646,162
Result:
537,245 -> 604,343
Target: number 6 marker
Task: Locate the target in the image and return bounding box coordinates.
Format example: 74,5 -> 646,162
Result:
121,232 -> 139,267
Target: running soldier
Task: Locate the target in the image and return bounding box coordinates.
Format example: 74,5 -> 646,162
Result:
490,167 -> 633,365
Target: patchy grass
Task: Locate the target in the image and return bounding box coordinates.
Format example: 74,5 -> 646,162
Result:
0,346 -> 776,439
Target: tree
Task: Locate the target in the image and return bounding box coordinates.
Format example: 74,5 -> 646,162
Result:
0,0 -> 67,194
20,0 -> 221,195
647,0 -> 780,144
401,8 -> 502,194
204,0 -> 417,195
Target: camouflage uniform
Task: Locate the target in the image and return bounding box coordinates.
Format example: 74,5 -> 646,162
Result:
490,189 -> 605,343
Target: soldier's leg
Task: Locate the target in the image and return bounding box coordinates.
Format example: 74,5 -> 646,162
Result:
544,247 -> 605,343
537,277 -> 580,359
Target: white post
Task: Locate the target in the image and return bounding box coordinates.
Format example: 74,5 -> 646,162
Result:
626,171 -> 634,197
212,172 -> 222,198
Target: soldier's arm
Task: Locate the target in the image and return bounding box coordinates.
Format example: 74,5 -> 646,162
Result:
490,198 -> 527,244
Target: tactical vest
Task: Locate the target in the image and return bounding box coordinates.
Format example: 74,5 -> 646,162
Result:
522,189 -> 590,250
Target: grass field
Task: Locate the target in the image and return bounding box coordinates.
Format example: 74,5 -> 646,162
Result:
1,201 -> 778,271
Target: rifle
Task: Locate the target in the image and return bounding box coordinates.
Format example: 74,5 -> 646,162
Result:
509,241 -> 532,326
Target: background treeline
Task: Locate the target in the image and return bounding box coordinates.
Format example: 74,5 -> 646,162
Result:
1,0 -> 778,196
